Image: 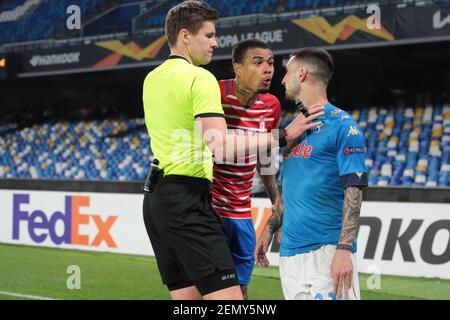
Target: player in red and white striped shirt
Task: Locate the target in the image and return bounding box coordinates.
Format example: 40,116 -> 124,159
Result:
211,40 -> 283,299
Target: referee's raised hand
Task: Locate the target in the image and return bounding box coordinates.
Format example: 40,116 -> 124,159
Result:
284,104 -> 325,141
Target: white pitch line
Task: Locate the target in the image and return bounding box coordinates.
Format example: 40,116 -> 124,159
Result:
0,291 -> 60,300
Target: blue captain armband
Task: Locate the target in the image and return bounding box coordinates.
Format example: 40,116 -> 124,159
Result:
340,172 -> 368,189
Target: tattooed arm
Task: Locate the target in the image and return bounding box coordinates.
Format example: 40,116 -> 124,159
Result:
331,186 -> 364,298
254,106 -> 284,266
338,187 -> 363,247
256,111 -> 283,234
256,164 -> 283,233
254,157 -> 283,267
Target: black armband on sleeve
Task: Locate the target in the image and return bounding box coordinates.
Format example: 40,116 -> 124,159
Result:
194,113 -> 225,118
340,172 -> 368,189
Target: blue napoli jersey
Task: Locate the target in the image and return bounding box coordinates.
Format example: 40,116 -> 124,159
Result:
280,103 -> 368,257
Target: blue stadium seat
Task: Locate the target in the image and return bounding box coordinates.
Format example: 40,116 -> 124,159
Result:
0,0 -> 102,44
347,104 -> 450,187
2,0 -> 426,43
0,118 -> 152,181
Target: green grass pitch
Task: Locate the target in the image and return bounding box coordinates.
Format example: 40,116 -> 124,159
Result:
0,243 -> 449,300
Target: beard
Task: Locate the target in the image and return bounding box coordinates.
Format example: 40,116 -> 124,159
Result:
285,82 -> 300,101
285,90 -> 297,101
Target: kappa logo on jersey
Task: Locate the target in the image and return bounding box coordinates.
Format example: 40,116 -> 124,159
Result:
331,109 -> 342,116
347,126 -> 361,137
283,140 -> 313,159
343,147 -> 365,155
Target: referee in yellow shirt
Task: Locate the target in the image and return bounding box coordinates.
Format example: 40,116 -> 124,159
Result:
142,0 -> 324,300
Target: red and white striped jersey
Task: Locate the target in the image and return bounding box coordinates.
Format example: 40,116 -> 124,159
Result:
211,79 -> 281,218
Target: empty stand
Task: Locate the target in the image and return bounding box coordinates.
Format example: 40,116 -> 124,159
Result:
1,104 -> 449,187
0,118 -> 151,181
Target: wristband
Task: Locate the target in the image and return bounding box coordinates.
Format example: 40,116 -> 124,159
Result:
336,244 -> 353,252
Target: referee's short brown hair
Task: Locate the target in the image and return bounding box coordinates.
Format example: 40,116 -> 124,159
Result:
290,48 -> 334,86
165,1 -> 219,48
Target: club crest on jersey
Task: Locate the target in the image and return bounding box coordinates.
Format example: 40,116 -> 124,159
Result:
283,140 -> 313,159
312,122 -> 324,134
347,126 -> 361,137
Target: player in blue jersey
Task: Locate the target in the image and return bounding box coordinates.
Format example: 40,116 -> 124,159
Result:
254,48 -> 368,300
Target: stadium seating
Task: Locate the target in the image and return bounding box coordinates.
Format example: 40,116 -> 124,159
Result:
0,0 -> 103,44
277,104 -> 450,188
4,0 -> 450,45
140,0 -> 280,29
356,104 -> 450,188
83,0 -> 162,36
1,104 -> 449,187
0,0 -> 29,13
0,118 -> 151,181
0,0 -> 281,43
1,0 -> 394,44
284,0 -> 344,11
284,0 -> 450,11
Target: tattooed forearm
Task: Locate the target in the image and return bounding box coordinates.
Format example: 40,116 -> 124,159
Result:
267,207 -> 283,234
258,173 -> 280,204
339,187 -> 363,246
257,165 -> 282,234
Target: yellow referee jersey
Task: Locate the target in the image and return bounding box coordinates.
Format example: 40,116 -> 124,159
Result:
143,56 -> 224,182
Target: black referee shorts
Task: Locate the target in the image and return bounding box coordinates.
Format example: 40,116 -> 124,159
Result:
142,175 -> 238,296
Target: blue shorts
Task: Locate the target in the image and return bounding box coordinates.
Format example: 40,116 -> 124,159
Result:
221,217 -> 256,285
